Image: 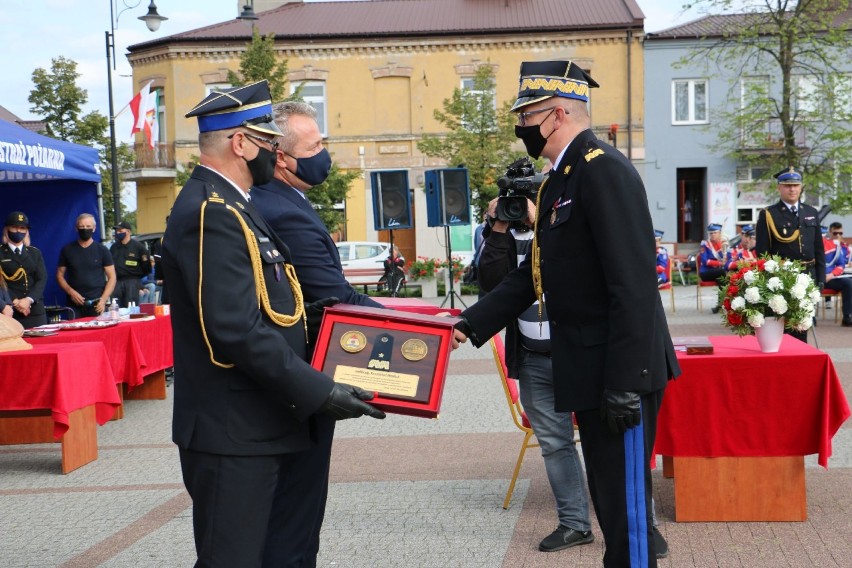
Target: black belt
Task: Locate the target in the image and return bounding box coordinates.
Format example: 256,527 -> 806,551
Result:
521,346 -> 551,357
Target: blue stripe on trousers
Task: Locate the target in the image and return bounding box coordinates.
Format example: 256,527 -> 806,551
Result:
623,406 -> 648,568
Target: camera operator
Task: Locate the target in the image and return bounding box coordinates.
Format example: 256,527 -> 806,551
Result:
479,160 -> 594,553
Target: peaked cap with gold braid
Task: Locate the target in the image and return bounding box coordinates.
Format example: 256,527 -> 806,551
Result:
511,60 -> 600,112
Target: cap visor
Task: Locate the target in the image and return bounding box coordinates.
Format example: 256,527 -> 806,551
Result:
245,121 -> 283,137
510,95 -> 553,112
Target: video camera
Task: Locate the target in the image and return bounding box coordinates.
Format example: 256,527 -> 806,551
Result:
495,158 -> 545,223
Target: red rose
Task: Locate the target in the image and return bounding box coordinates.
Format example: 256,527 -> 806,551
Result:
757,259 -> 766,270
723,298 -> 732,310
727,285 -> 739,296
727,312 -> 743,325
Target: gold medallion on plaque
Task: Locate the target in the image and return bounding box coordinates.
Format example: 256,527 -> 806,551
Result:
401,338 -> 428,362
340,331 -> 367,353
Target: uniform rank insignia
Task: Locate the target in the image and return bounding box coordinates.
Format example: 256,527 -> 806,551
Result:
550,209 -> 557,225
368,333 -> 394,371
235,201 -> 245,210
563,165 -> 571,175
585,148 -> 604,162
208,191 -> 224,204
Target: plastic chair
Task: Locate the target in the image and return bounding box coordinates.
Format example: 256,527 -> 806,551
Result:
488,335 -> 539,509
695,253 -> 719,310
658,257 -> 676,312
820,289 -> 842,323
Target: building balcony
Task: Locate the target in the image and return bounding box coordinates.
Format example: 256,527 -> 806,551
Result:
123,143 -> 177,182
739,119 -> 808,153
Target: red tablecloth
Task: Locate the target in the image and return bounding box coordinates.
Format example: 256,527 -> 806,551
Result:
25,315 -> 173,390
0,343 -> 120,437
375,297 -> 462,316
656,335 -> 850,468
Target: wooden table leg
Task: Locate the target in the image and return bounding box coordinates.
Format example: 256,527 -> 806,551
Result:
0,406 -> 99,474
672,456 -> 807,521
112,384 -> 125,420
124,369 -> 167,400
61,405 -> 98,474
662,455 -> 674,478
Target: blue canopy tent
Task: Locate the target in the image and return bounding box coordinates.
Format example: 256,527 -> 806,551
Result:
0,118 -> 103,306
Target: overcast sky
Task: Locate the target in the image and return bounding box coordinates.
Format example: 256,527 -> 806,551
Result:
4,0 -> 704,137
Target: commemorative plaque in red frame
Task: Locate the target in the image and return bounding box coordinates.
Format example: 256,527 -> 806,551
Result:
310,304 -> 458,418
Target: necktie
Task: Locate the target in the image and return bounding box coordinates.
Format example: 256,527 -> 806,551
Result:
14,248 -> 21,256
791,206 -> 797,216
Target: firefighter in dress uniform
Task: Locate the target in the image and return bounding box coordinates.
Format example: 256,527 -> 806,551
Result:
161,80 -> 384,567
725,224 -> 757,270
452,60 -> 680,568
755,167 -> 825,341
0,211 -> 48,328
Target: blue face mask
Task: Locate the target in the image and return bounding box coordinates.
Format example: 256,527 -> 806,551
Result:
286,148 -> 332,187
7,231 -> 26,244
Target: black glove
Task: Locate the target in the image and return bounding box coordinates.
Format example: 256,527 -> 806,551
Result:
600,389 -> 642,434
305,296 -> 339,346
320,383 -> 386,420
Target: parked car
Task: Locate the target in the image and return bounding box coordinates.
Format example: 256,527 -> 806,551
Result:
336,241 -> 391,284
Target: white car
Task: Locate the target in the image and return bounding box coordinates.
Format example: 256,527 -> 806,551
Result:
336,241 -> 391,284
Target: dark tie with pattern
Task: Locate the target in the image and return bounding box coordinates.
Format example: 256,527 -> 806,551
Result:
791,205 -> 797,216
14,248 -> 21,256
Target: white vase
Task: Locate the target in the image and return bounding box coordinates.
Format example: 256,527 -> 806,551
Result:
754,317 -> 785,352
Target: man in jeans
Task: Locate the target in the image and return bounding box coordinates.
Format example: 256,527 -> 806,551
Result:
477,194 -> 593,552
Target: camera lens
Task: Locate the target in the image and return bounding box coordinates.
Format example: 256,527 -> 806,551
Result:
496,196 -> 528,222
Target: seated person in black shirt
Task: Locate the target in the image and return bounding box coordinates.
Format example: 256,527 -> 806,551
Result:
378,244 -> 406,296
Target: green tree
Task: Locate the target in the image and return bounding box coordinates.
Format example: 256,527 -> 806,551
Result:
681,0 -> 852,212
417,65 -> 526,219
310,162 -> 359,233
29,56 -> 133,226
227,27 -> 293,101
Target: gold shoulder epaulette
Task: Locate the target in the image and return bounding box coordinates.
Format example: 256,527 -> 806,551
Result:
585,148 -> 604,162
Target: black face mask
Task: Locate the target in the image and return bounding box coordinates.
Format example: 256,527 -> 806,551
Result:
7,231 -> 26,244
114,231 -> 126,241
514,108 -> 557,159
244,147 -> 277,187
77,228 -> 94,241
286,148 -> 332,187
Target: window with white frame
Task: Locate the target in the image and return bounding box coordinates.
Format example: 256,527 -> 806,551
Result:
460,76 -> 496,131
793,74 -> 820,118
205,82 -> 231,95
292,81 -> 327,137
833,73 -> 852,119
672,79 -> 708,124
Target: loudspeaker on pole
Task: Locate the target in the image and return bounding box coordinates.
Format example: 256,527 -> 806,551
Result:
370,170 -> 413,230
425,168 -> 471,227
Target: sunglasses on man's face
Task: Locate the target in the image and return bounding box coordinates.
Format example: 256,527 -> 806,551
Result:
832,232 -> 844,237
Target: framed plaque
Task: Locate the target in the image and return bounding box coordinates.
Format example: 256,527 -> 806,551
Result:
310,304 -> 457,418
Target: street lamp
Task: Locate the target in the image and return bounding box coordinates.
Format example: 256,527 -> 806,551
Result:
239,1 -> 259,20
105,0 -> 167,226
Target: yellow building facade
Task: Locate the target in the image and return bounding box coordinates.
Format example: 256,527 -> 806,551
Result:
127,16 -> 645,260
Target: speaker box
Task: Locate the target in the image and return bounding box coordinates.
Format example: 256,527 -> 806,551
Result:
371,170 -> 413,230
425,168 -> 471,227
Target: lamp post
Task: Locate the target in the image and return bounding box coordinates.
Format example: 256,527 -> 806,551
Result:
105,0 -> 167,226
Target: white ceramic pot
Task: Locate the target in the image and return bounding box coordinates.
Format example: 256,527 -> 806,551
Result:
754,317 -> 785,353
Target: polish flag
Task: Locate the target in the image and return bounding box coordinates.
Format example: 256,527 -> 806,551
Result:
129,81 -> 153,136
143,89 -> 159,149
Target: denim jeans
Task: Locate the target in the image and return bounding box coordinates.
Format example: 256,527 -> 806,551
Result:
517,349 -> 591,531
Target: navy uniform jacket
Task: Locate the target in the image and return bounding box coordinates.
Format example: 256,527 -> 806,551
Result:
0,243 -> 47,319
253,178 -> 383,308
161,166 -> 335,456
461,129 -> 680,412
755,200 -> 825,286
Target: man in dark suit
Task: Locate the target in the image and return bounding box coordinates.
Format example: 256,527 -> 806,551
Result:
161,80 -> 384,568
253,101 -> 383,309
755,167 -> 825,341
453,61 -> 680,567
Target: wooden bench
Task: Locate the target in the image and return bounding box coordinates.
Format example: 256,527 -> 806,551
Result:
343,267 -> 387,293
